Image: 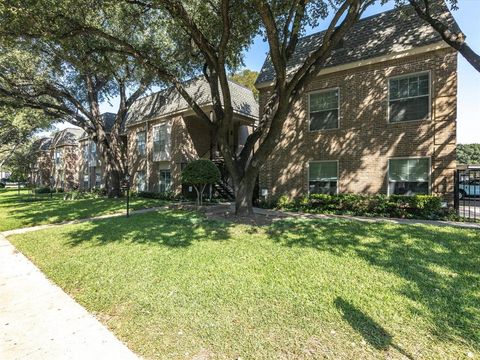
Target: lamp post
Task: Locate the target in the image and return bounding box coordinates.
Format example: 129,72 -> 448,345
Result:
50,176 -> 54,199
125,169 -> 130,218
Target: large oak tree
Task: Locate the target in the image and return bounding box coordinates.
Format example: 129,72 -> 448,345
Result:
2,0 -> 475,214
403,0 -> 480,72
0,2 -> 159,196
119,0 -> 372,215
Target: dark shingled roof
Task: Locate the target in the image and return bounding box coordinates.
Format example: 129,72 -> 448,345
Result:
256,6 -> 460,85
125,77 -> 259,127
51,128 -> 83,148
79,112 -> 117,140
32,137 -> 52,152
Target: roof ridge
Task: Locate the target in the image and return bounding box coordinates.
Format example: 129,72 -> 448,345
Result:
296,6 -> 404,43
227,78 -> 255,92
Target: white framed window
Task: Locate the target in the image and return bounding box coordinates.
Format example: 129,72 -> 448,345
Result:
388,71 -> 430,123
89,142 -> 97,166
309,161 -> 338,195
136,170 -> 146,192
388,157 -> 430,195
54,149 -> 62,166
95,168 -> 102,188
309,88 -> 339,131
153,123 -> 171,161
159,169 -> 171,193
83,174 -> 89,188
136,131 -> 146,156
82,143 -> 89,163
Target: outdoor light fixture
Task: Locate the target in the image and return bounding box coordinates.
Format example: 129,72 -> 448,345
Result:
125,170 -> 131,218
50,176 -> 54,198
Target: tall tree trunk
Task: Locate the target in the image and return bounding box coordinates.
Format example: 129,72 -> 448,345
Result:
107,167 -> 122,197
233,169 -> 258,216
102,143 -> 124,198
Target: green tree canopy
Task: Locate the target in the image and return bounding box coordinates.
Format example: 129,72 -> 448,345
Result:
231,69 -> 259,100
0,107 -> 53,169
182,159 -> 221,186
182,159 -> 221,205
457,144 -> 480,165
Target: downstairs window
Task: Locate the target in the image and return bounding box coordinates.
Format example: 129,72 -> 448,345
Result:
388,158 -> 430,195
309,161 -> 338,195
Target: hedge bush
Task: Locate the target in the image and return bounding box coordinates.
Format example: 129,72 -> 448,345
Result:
275,193 -> 445,220
137,191 -> 177,201
35,186 -> 51,194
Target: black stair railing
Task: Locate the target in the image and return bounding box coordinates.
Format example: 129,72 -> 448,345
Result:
211,156 -> 235,201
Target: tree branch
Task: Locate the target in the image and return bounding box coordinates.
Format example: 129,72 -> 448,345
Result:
409,0 -> 480,72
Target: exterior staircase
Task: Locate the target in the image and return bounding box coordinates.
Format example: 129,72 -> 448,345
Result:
211,156 -> 235,201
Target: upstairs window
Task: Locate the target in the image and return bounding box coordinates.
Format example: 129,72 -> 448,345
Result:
309,161 -> 338,195
54,149 -> 62,165
153,123 -> 171,161
388,158 -> 430,195
309,89 -> 339,131
82,144 -> 89,162
89,142 -> 97,166
136,131 -> 146,156
389,72 -> 430,122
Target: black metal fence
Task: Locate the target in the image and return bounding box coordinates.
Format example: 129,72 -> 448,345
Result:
454,169 -> 480,222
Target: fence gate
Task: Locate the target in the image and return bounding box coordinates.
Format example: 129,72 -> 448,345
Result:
454,168 -> 480,222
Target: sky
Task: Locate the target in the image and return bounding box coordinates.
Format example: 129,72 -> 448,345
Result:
57,0 -> 479,144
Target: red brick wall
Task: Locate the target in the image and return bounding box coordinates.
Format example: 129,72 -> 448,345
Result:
258,48 -> 457,202
127,114 -> 211,194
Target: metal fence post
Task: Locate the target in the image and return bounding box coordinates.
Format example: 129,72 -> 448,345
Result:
454,169 -> 459,214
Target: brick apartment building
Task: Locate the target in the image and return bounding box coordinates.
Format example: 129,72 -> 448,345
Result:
32,7 -> 459,204
255,7 -> 458,203
33,114 -> 117,192
49,128 -> 83,190
125,77 -> 258,197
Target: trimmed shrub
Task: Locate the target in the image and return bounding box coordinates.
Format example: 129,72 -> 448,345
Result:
274,193 -> 444,220
137,191 -> 176,201
63,190 -> 86,200
35,186 -> 51,194
0,182 -> 5,188
90,188 -> 107,198
182,160 -> 221,205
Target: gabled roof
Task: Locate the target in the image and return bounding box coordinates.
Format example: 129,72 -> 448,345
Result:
32,137 -> 52,152
51,128 -> 83,148
256,6 -> 460,86
79,112 -> 117,140
125,77 -> 259,127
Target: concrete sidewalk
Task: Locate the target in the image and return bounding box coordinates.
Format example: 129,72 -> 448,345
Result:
2,205 -> 167,237
0,235 -> 139,360
252,207 -> 480,230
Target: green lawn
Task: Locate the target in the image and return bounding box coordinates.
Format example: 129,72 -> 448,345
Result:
8,210 -> 480,359
0,188 -> 162,231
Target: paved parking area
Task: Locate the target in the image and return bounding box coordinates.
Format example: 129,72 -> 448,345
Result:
0,235 -> 139,360
459,198 -> 480,220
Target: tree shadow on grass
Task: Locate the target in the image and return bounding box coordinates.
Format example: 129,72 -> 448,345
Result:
65,210 -> 232,248
2,193 -> 160,229
334,297 -> 413,359
267,219 -> 480,347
